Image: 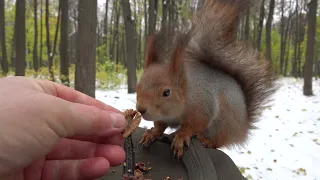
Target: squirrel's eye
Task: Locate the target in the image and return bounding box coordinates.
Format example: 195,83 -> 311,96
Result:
163,89 -> 170,97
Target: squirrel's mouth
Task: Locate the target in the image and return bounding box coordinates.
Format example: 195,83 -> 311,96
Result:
139,113 -> 153,121
141,113 -> 177,123
140,114 -> 161,121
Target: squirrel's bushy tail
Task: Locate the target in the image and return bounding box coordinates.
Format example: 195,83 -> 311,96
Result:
186,0 -> 278,128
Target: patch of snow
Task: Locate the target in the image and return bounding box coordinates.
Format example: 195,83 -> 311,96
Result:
96,77 -> 320,180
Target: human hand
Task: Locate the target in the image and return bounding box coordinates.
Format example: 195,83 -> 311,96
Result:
0,76 -> 126,180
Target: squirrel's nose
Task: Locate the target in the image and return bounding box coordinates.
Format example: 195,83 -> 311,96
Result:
137,106 -> 147,115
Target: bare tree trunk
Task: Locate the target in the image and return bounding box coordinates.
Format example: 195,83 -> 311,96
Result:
148,0 -> 158,36
114,2 -> 120,63
298,40 -> 302,77
116,26 -> 120,68
10,28 -> 15,70
97,24 -> 101,49
244,8 -> 250,41
143,0 -> 148,68
256,0 -> 265,51
315,42 -> 318,78
39,0 -> 43,67
179,0 -> 188,30
52,2 -> 61,78
292,0 -> 299,77
137,9 -> 142,69
116,31 -> 125,73
104,0 -> 109,37
0,0 -> 8,74
265,0 -> 274,63
133,0 -> 139,65
303,0 -> 317,96
279,0 -> 285,74
45,0 -> 54,80
146,0 -> 157,68
144,0 -> 148,39
110,1 -> 119,62
168,0 -> 176,35
280,2 -> 293,75
161,0 -> 168,31
297,8 -> 305,77
108,1 -> 114,61
283,13 -> 292,71
252,7 -> 257,45
15,0 -> 26,76
284,26 -> 292,76
104,0 -> 109,58
237,12 -> 243,40
121,0 -> 137,93
33,0 -> 38,72
60,0 -> 69,86
69,7 -> 77,65
75,0 -> 97,98
133,0 -> 137,32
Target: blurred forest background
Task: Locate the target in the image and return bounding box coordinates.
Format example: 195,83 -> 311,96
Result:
0,0 -> 319,98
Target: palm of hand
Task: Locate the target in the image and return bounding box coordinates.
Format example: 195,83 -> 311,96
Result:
0,77 -> 126,180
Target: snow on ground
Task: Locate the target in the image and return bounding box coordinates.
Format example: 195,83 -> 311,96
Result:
96,77 -> 320,180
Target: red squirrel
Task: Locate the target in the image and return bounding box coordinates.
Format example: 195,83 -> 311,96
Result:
136,0 -> 277,158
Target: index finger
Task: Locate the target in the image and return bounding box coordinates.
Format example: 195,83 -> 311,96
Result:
35,79 -> 121,113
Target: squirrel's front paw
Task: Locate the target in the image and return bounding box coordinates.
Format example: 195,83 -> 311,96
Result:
171,131 -> 191,159
139,128 -> 161,147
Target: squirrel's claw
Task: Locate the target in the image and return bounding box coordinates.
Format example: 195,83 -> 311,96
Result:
171,132 -> 191,159
198,135 -> 216,148
139,128 -> 158,147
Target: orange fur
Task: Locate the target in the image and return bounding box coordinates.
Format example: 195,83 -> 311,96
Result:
136,0 -> 277,159
144,34 -> 157,69
139,121 -> 168,147
171,106 -> 209,157
198,91 -> 249,148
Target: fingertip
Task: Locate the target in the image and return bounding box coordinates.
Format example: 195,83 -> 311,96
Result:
80,157 -> 110,179
58,102 -> 126,140
95,145 -> 126,166
94,110 -> 126,137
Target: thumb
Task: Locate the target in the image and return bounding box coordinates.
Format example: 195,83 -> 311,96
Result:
48,98 -> 126,138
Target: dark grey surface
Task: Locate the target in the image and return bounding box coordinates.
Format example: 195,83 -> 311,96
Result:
182,136 -> 218,180
98,127 -> 246,180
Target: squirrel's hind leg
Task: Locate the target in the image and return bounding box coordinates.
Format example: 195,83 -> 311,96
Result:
198,90 -> 249,149
139,121 -> 168,147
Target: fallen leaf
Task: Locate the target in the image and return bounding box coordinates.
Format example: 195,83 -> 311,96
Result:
267,168 -> 272,171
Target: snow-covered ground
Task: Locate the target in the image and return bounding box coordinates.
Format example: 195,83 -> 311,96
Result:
96,77 -> 320,180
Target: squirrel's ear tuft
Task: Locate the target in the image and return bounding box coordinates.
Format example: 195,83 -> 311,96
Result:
144,34 -> 157,69
170,32 -> 190,76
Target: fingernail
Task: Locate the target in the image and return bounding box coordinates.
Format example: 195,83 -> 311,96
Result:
110,112 -> 126,128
